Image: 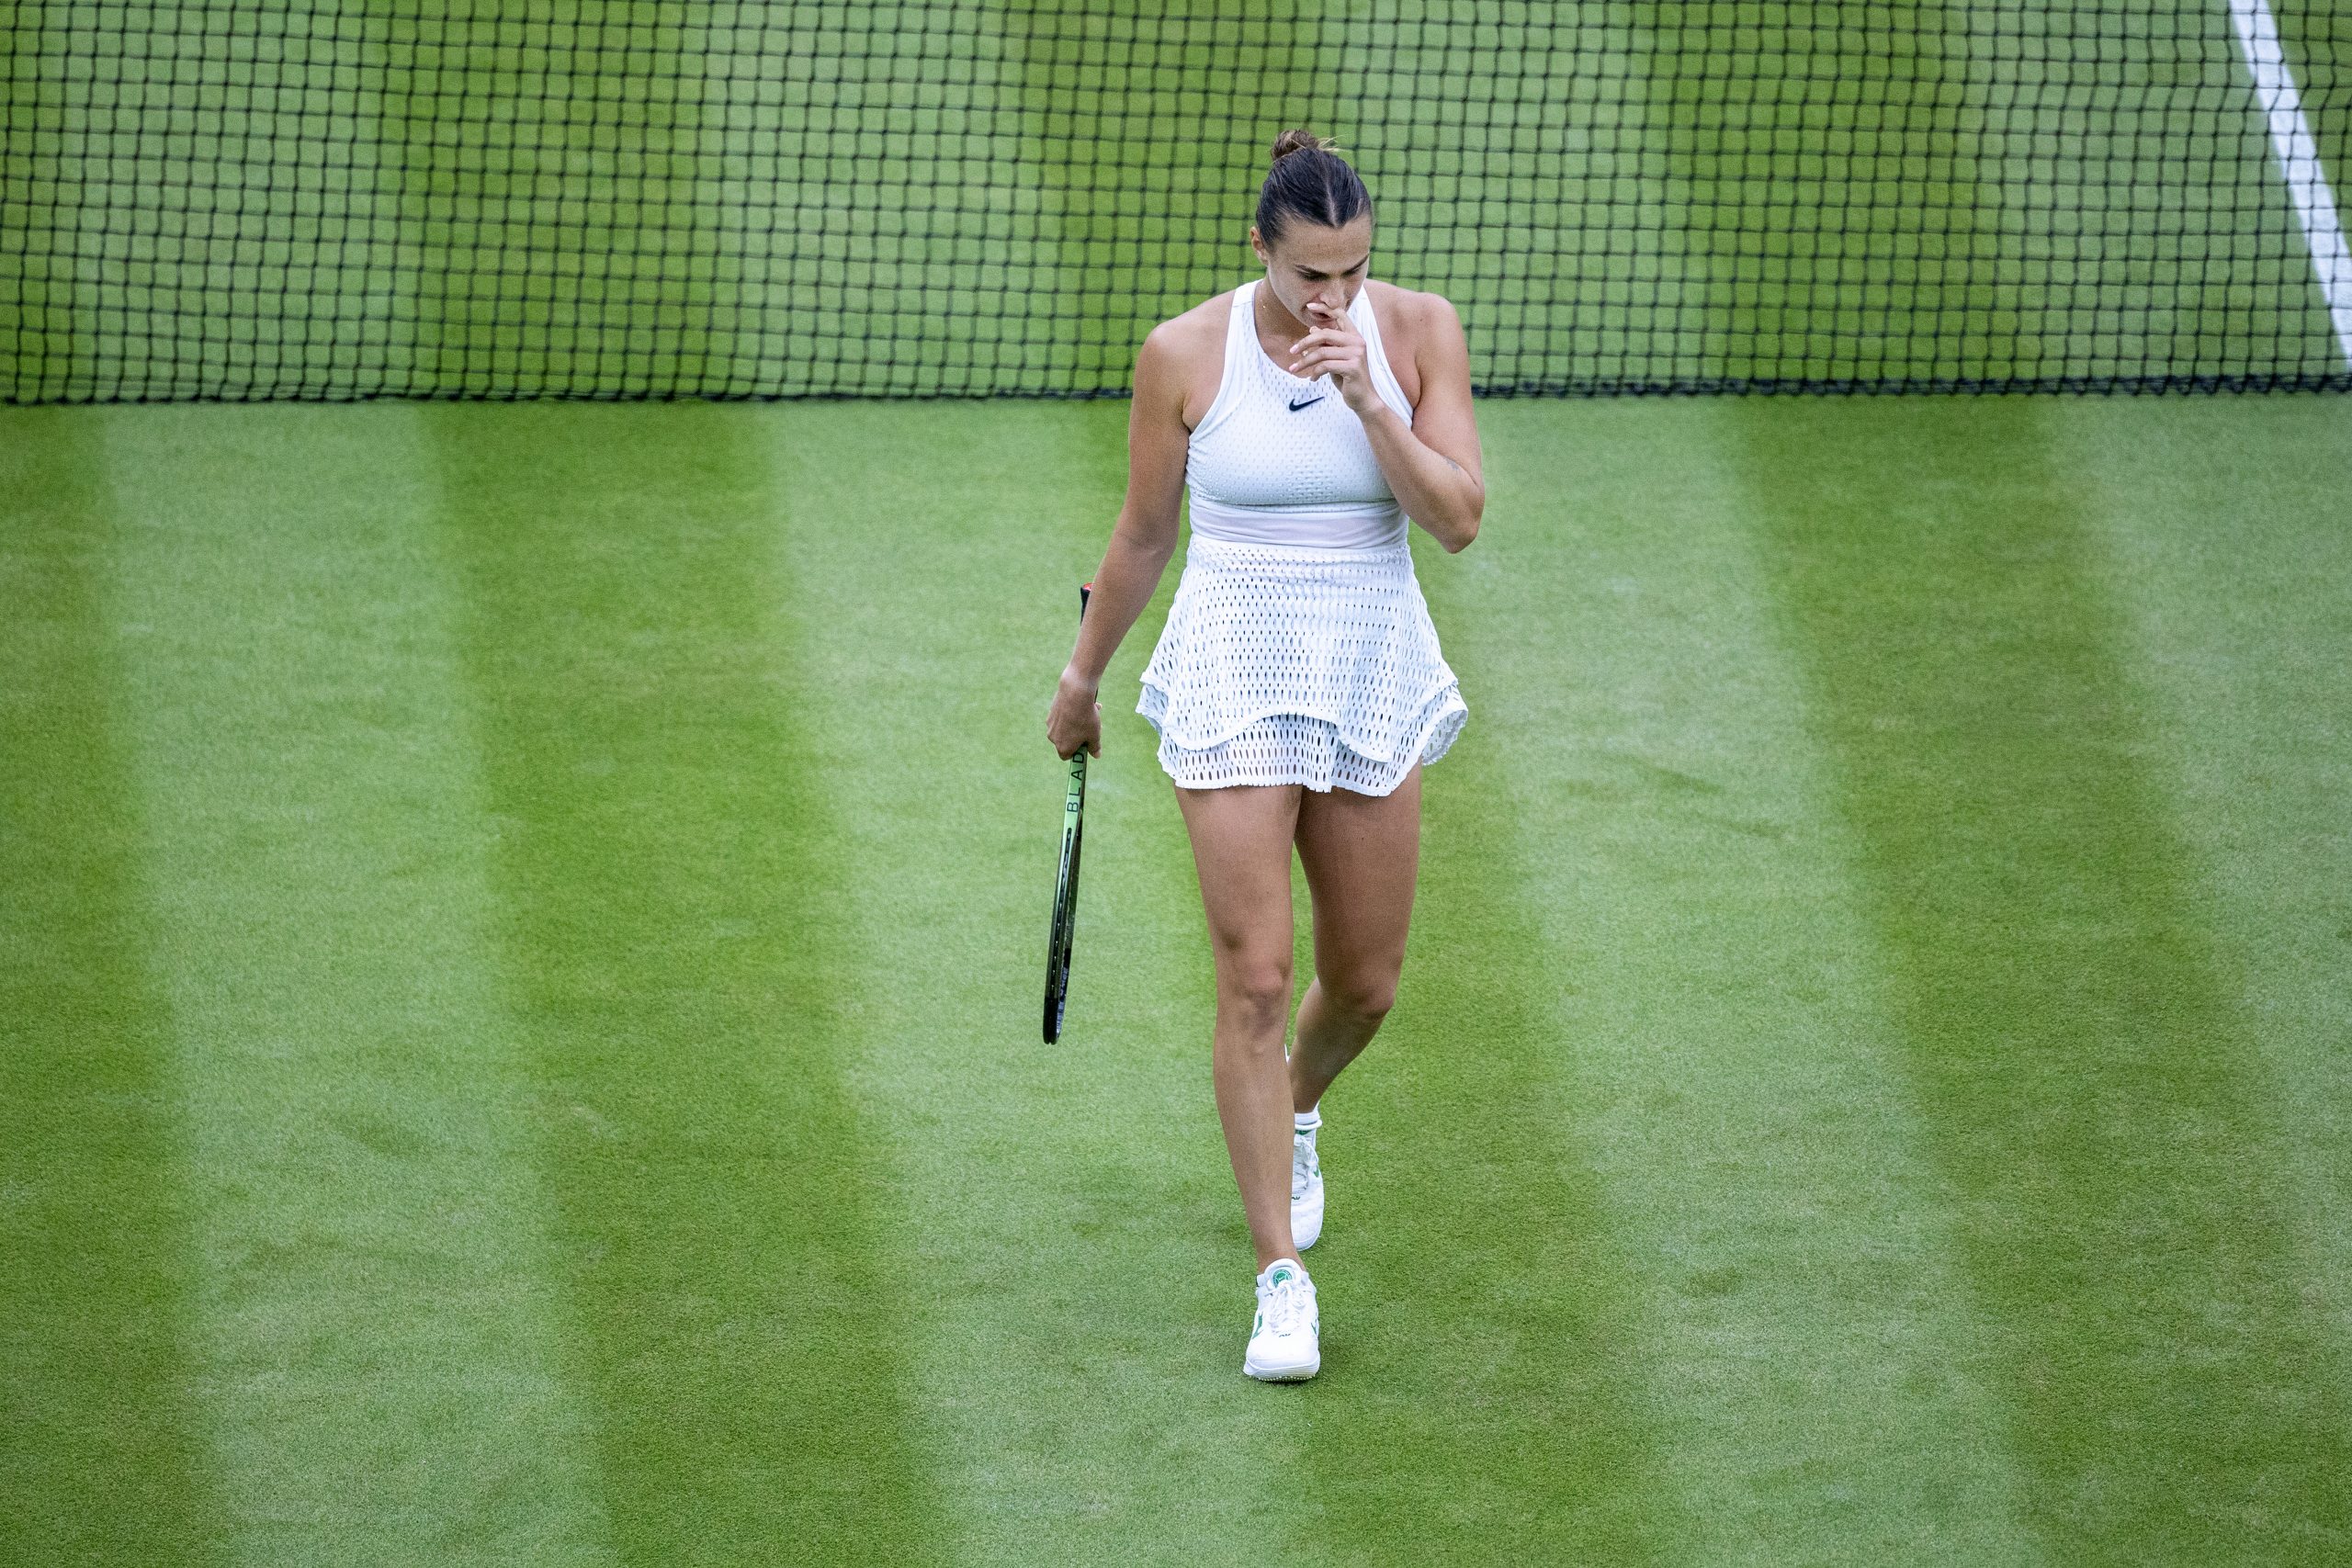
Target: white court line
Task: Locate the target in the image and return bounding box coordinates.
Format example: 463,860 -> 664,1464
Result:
2230,0 -> 2352,365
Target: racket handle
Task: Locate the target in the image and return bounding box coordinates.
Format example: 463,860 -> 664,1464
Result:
1074,583 -> 1095,766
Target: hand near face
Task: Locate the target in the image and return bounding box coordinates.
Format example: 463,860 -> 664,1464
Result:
1287,299 -> 1379,415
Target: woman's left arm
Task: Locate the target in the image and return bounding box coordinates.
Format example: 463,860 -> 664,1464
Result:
1295,293 -> 1484,552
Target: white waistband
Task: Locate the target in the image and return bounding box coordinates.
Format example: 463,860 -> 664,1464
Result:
1187,492 -> 1408,550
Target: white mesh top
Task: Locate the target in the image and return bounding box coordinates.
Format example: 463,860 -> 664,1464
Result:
1183,277 -> 1416,549
1137,276 -> 1466,796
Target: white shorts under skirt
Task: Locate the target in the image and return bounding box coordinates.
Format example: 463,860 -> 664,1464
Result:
1136,533 -> 1468,797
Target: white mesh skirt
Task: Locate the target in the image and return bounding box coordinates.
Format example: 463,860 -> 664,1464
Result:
1136,533 -> 1468,796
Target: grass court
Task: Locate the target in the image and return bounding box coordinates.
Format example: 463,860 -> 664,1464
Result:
6,391 -> 2351,1563
6,1 -> 2352,1563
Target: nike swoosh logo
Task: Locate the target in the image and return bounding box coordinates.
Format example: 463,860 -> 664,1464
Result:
1287,395 -> 1325,412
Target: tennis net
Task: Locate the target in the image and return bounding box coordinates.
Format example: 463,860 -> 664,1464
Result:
5,0 -> 2347,400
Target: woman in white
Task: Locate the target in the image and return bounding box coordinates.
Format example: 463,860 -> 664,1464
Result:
1046,130 -> 1484,1382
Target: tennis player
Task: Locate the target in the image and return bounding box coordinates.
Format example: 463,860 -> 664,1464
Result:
1046,130 -> 1481,1382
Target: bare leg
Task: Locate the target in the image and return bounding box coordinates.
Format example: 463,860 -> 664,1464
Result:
1173,780 -> 1306,1271
1288,763 -> 1422,1112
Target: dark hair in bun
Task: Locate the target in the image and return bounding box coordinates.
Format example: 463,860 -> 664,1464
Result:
1257,129 -> 1371,244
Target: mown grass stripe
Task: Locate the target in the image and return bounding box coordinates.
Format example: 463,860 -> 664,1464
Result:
1274,553 -> 1686,1561
756,400 -> 1303,1564
430,401 -> 944,1564
0,409 -> 220,1565
2052,392 -> 2352,1362
1409,398 -> 2045,1563
1732,393 -> 2352,1562
99,403 -> 616,1565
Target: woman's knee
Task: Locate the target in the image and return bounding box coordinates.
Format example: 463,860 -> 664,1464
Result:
1216,955 -> 1294,1031
1321,965 -> 1398,1022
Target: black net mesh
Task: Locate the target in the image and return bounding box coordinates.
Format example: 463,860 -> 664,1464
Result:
5,0 -> 2348,400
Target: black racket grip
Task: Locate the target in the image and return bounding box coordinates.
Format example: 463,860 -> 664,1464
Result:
1076,583 -> 1094,756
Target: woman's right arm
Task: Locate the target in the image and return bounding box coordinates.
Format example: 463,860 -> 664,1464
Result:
1046,321 -> 1195,760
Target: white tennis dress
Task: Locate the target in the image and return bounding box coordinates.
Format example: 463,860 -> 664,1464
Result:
1137,277 -> 1468,795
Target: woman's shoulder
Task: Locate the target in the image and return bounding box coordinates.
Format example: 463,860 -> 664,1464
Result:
1363,280 -> 1462,347
1137,290 -> 1241,427
1140,289 -> 1235,367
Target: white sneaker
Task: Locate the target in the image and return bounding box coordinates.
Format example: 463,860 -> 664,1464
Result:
1291,1115 -> 1325,1251
1243,1258 -> 1320,1381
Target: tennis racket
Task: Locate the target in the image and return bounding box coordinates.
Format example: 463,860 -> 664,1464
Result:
1044,581 -> 1092,1043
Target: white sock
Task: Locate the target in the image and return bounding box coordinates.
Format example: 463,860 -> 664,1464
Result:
1294,1106 -> 1321,1134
